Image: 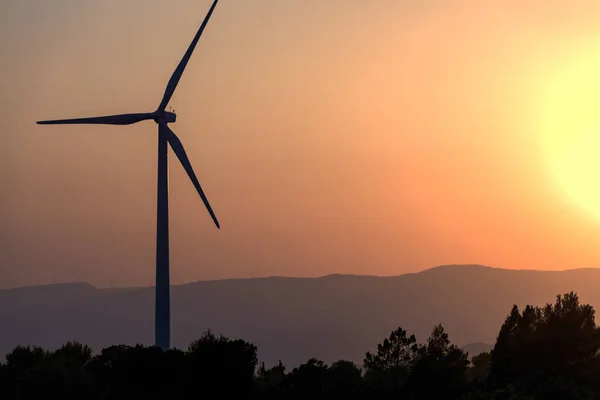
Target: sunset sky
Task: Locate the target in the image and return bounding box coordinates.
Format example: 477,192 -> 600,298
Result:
3,0 -> 600,289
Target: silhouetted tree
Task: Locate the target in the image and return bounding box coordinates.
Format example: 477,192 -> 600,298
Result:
53,341 -> 92,367
408,324 -> 469,399
469,351 -> 491,383
364,326 -> 419,396
0,362 -> 6,394
257,360 -> 287,399
4,345 -> 48,374
87,344 -> 179,400
185,330 -> 258,397
3,345 -> 49,399
490,292 -> 600,397
2,343 -> 97,400
284,358 -> 329,399
489,304 -> 522,385
326,360 -> 363,399
364,327 -> 419,374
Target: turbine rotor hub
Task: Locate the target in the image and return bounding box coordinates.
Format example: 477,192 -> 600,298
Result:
154,111 -> 177,124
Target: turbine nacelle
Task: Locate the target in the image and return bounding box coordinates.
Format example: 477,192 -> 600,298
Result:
165,111 -> 176,123
155,111 -> 176,124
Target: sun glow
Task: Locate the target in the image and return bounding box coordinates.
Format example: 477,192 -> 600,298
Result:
536,42 -> 600,221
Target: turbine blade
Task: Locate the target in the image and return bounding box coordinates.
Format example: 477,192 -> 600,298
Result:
37,112 -> 155,125
160,121 -> 220,229
157,0 -> 219,112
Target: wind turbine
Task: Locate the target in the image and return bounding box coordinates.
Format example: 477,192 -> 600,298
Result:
36,0 -> 221,350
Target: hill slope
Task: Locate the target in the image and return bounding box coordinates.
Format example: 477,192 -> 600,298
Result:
1,265 -> 598,367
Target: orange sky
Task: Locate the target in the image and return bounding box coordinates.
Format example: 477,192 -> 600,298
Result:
2,0 -> 600,288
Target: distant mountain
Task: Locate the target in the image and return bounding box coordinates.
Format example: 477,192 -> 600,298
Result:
1,264 -> 599,367
461,342 -> 493,359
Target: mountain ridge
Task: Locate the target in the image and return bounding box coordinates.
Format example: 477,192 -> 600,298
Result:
4,264 -> 599,291
2,264 -> 600,367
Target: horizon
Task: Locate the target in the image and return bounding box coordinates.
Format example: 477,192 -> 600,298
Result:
4,263 -> 600,291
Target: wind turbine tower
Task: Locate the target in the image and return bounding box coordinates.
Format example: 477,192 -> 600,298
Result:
37,0 -> 222,350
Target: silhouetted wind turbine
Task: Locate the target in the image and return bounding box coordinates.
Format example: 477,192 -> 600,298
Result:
36,0 -> 221,351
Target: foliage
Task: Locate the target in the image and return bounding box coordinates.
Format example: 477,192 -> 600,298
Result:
2,291 -> 600,399
490,292 -> 600,397
469,351 -> 491,383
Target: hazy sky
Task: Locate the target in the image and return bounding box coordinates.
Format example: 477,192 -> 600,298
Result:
3,0 -> 600,288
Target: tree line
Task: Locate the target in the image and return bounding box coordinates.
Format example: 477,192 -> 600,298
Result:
1,291 -> 599,399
